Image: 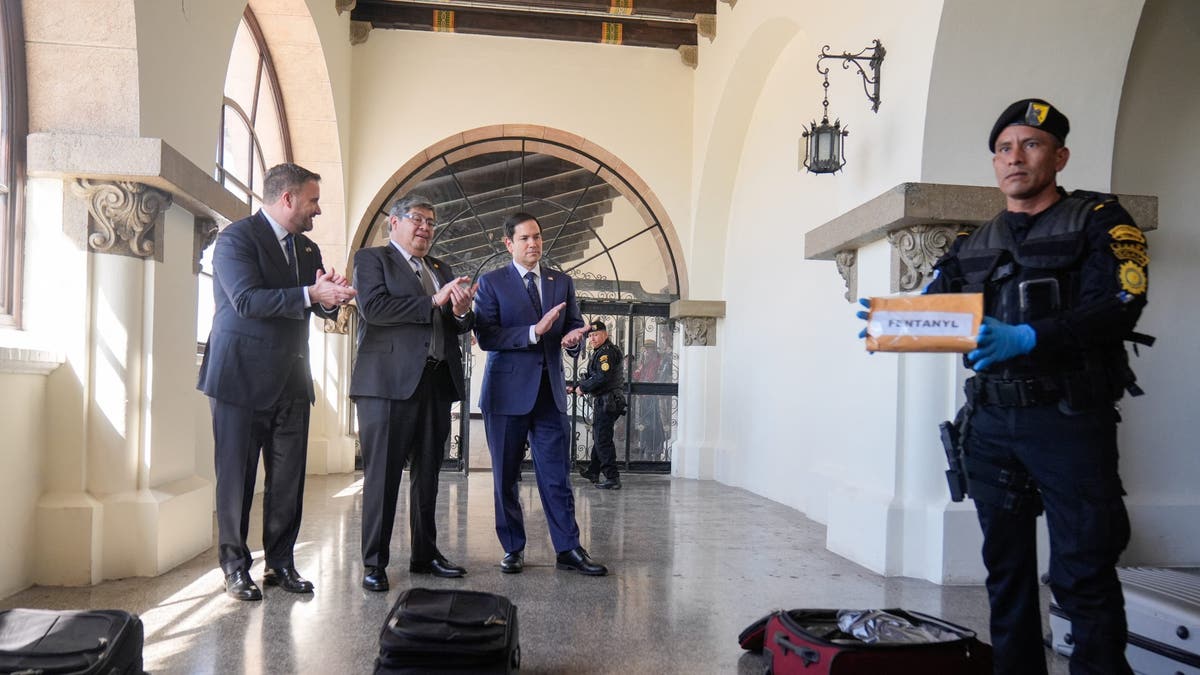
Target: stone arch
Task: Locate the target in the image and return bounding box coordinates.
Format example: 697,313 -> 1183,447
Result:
349,124 -> 688,298
246,0 -> 348,266
921,1 -> 1144,188
690,17 -> 802,299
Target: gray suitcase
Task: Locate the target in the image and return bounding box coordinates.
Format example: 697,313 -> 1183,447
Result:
1050,567 -> 1200,674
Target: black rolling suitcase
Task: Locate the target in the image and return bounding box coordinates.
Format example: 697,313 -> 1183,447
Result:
0,608 -> 144,674
1050,567 -> 1200,674
375,588 -> 519,674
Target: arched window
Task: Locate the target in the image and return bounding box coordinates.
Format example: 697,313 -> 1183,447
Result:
216,7 -> 291,208
201,6 -> 292,345
0,0 -> 27,328
358,133 -> 682,471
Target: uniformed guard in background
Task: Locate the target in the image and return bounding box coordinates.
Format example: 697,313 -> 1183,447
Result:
572,320 -> 626,490
860,98 -> 1150,675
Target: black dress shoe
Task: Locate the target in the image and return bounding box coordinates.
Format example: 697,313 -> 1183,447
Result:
410,557 -> 466,578
596,475 -> 622,490
224,569 -> 262,601
362,566 -> 389,592
579,468 -> 599,483
263,566 -> 314,594
499,551 -> 524,574
555,547 -> 608,576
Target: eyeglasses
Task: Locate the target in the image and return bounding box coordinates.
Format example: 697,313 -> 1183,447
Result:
403,213 -> 437,228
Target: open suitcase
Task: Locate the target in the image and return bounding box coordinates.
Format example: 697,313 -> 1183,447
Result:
740,608 -> 992,674
1050,566 -> 1200,674
0,608 -> 144,674
375,587 -> 519,674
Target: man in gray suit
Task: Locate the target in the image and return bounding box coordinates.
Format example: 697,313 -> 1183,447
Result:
350,195 -> 477,591
198,163 -> 355,601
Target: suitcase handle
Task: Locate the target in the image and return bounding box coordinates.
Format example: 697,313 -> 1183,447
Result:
773,633 -> 820,666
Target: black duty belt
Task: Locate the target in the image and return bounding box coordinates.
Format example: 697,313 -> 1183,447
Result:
969,375 -> 1061,408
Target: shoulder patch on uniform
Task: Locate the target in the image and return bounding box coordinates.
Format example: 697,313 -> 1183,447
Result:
1118,261 -> 1147,295
1111,242 -> 1149,267
1108,224 -> 1146,244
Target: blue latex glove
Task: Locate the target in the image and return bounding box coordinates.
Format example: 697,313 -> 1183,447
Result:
855,297 -> 871,338
968,317 -> 1036,371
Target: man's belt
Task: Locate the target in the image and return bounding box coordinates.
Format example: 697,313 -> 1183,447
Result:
425,357 -> 445,369
969,375 -> 1061,407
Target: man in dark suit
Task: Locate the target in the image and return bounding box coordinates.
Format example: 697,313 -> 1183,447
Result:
474,212 -> 608,576
198,163 -> 355,601
350,195 -> 477,592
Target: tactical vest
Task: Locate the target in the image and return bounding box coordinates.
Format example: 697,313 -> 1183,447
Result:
953,191 -> 1141,406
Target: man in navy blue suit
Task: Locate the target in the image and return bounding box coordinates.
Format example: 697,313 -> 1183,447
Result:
198,163 -> 355,601
474,212 -> 608,576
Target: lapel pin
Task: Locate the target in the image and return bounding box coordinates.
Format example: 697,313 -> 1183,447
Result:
305,246 -> 312,253
547,275 -> 554,281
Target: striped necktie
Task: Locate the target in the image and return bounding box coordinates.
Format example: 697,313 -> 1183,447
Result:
414,257 -> 445,361
283,233 -> 299,284
524,271 -> 543,316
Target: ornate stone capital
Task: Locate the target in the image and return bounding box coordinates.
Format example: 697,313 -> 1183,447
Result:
887,224 -> 964,292
335,0 -> 356,15
834,249 -> 857,302
325,302 -> 355,335
695,14 -> 716,40
72,179 -> 173,260
678,316 -> 715,346
669,299 -> 725,346
350,20 -> 371,46
193,216 -> 218,276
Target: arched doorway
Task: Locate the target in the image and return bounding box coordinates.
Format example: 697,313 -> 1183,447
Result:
352,127 -> 683,472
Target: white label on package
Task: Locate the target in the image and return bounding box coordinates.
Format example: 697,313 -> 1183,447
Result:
868,311 -> 975,337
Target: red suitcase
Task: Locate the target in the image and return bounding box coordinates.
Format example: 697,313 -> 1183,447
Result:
743,608 -> 992,675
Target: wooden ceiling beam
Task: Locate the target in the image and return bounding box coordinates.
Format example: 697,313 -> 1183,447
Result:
427,0 -> 717,21
353,0 -> 698,50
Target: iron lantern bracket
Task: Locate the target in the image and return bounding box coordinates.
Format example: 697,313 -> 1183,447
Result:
816,39 -> 885,113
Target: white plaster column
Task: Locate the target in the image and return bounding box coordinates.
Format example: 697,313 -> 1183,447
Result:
669,300 -> 725,480
27,135 -> 247,585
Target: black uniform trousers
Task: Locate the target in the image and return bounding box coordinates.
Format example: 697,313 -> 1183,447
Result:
356,361 -> 453,569
210,394 -> 310,576
586,401 -> 619,479
967,402 -> 1132,675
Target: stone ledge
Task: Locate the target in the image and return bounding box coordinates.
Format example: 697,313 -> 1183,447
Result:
669,299 -> 726,318
27,133 -> 250,226
804,182 -> 1158,261
0,333 -> 65,375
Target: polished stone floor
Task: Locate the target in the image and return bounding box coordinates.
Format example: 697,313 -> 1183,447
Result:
1,472 -> 1073,674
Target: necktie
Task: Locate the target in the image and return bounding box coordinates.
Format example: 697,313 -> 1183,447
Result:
283,233 -> 299,284
414,257 -> 445,361
524,271 -> 543,316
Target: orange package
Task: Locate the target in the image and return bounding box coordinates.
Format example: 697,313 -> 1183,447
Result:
865,293 -> 983,353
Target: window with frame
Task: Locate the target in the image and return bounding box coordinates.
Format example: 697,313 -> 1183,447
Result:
0,0 -> 27,328
201,6 -> 292,345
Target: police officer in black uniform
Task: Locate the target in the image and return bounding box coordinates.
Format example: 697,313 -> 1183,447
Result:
573,320 -> 625,490
918,99 -> 1149,675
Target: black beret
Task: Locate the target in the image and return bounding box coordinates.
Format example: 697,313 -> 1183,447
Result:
589,319 -> 606,332
988,98 -> 1069,152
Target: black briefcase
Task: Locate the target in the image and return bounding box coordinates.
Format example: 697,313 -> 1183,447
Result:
0,607 -> 144,674
375,588 -> 520,674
